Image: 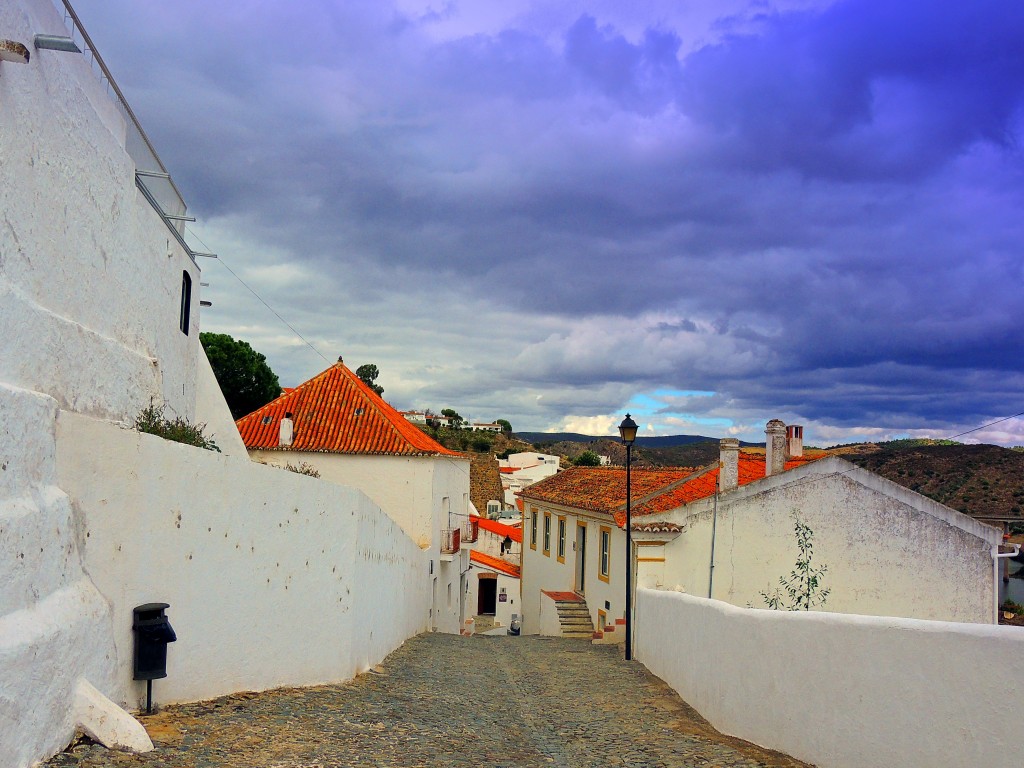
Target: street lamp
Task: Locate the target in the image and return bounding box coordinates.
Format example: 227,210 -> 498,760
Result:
618,413 -> 638,660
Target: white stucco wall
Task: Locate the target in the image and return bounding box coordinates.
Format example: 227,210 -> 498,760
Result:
653,457 -> 1000,623
193,352 -> 246,456
636,588 -> 1024,768
57,412 -> 430,707
0,386 -> 117,767
521,506 -> 626,634
249,449 -> 471,634
0,0 -> 202,425
465,568 -> 520,628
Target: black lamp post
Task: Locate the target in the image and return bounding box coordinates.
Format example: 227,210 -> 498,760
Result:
618,413 -> 638,660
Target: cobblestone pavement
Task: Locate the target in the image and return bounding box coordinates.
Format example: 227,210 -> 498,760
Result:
46,634 -> 810,768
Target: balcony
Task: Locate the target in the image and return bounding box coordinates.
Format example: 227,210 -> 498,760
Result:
441,527 -> 460,556
461,518 -> 479,544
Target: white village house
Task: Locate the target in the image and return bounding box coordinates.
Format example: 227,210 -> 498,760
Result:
497,451 -> 560,509
520,420 -> 1005,636
237,360 -> 473,634
465,518 -> 523,630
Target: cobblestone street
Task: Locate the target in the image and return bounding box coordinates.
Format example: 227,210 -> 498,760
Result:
46,634 -> 809,768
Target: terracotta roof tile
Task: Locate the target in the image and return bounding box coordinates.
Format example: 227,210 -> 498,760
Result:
470,550 -> 521,578
236,362 -> 462,457
520,452 -> 824,528
476,518 -> 522,543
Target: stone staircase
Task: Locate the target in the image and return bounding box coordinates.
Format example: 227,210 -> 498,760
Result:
555,599 -> 595,638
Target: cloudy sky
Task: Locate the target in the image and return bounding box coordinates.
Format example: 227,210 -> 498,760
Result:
70,0 -> 1024,445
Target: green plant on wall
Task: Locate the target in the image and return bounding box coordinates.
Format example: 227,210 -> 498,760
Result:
760,515 -> 830,611
134,403 -> 220,452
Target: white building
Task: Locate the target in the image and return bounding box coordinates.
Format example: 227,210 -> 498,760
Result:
238,360 -> 473,634
0,3 -> 430,764
498,452 -> 560,508
464,518 -> 522,630
519,422 -> 1004,636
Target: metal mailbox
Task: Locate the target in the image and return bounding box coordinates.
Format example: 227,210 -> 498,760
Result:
132,602 -> 177,681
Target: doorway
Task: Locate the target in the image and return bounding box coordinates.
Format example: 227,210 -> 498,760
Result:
478,575 -> 497,615
574,523 -> 587,595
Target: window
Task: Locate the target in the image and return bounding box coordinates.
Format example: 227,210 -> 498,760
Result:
557,516 -> 566,563
599,526 -> 611,582
179,271 -> 192,335
543,513 -> 551,555
530,509 -> 538,549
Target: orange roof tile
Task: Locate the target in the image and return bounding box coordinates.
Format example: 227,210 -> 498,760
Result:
236,362 -> 462,457
519,453 -> 824,528
518,467 -> 690,514
470,550 -> 521,578
476,518 -> 522,543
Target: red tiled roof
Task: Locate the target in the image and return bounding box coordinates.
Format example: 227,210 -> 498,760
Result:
470,550 -> 521,578
236,362 -> 462,457
519,453 -> 825,528
618,452 -> 823,525
542,590 -> 582,602
518,467 -> 690,514
477,518 -> 522,543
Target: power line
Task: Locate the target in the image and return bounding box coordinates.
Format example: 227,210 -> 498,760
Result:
944,411 -> 1024,441
186,227 -> 330,365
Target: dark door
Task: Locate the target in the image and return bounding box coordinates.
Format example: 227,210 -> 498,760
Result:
478,577 -> 497,615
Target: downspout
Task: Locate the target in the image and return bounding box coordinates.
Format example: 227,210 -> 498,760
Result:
993,541 -> 1021,621
708,475 -> 719,599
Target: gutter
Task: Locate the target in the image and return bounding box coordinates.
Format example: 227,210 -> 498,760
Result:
993,540 -> 1021,622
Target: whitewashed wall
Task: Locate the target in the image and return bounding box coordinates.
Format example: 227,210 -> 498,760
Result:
250,449 -> 471,634
0,0 -> 201,424
57,413 -> 430,707
465,569 -> 520,629
636,588 -> 1024,768
654,457 -> 999,623
0,386 -> 117,767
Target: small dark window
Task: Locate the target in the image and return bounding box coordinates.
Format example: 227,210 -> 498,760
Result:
179,271 -> 192,335
261,416 -> 272,425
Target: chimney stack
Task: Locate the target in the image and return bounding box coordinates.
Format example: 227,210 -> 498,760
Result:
765,419 -> 787,476
786,425 -> 804,458
719,438 -> 739,493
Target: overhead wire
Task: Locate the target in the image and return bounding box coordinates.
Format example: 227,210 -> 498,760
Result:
186,226 -> 331,365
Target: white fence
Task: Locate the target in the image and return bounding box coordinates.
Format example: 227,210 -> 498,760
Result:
635,587 -> 1024,768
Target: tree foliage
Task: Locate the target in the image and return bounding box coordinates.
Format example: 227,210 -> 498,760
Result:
760,516 -> 830,611
200,332 -> 281,420
574,450 -> 602,467
356,363 -> 384,396
441,408 -> 465,429
496,419 -> 512,433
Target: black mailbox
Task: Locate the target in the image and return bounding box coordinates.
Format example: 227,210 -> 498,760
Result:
132,603 -> 177,681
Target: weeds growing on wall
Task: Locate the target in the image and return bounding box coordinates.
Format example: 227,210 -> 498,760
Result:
760,515 -> 830,611
284,462 -> 321,478
134,403 -> 220,452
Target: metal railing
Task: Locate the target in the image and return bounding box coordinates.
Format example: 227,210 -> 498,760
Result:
441,528 -> 461,555
461,518 -> 479,544
56,2 -> 196,261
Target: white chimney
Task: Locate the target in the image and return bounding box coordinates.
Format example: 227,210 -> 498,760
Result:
765,419 -> 787,476
719,438 -> 739,493
279,413 -> 294,447
786,425 -> 804,458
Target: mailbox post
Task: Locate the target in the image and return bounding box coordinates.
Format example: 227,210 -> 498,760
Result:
132,603 -> 177,713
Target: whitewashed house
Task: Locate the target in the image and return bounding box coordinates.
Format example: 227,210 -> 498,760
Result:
464,518 -> 522,630
498,451 -> 560,508
519,421 -> 1004,637
238,360 -> 473,634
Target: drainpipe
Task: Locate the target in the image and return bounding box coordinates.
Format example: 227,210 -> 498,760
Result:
708,475 -> 719,599
993,541 -> 1021,621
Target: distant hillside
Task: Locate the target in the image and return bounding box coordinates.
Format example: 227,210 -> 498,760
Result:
833,441 -> 1024,525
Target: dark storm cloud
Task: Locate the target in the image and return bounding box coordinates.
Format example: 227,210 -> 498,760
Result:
68,0 -> 1024,439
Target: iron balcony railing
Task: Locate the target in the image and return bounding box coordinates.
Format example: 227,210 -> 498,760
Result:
441,527 -> 461,555
461,519 -> 479,544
